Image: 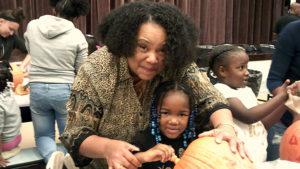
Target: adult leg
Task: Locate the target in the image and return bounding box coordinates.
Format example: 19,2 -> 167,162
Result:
49,83 -> 72,154
266,122 -> 287,161
30,83 -> 56,163
49,84 -> 72,135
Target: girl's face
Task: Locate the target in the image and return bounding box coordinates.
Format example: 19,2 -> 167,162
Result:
0,19 -> 19,38
158,90 -> 190,139
220,51 -> 249,89
127,22 -> 166,81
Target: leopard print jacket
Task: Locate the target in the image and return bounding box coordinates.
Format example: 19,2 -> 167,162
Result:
59,46 -> 229,169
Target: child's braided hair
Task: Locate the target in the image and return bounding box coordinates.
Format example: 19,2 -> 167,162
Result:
207,44 -> 244,81
150,80 -> 198,147
0,61 -> 12,92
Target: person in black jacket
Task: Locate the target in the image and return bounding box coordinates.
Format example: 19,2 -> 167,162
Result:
0,7 -> 30,70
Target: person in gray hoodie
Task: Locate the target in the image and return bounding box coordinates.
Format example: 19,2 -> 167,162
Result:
24,0 -> 89,168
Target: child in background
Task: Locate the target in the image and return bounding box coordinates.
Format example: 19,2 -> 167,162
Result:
0,61 -> 22,168
207,45 -> 300,168
85,34 -> 100,55
132,81 -> 198,169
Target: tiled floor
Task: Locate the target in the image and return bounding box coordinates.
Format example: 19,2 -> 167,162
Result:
20,122 -> 61,149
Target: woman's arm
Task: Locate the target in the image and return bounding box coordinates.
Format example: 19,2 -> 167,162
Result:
79,135 -> 141,168
199,108 -> 248,159
74,34 -> 88,73
19,54 -> 31,71
59,61 -> 141,168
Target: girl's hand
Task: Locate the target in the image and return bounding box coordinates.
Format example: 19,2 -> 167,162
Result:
0,154 -> 9,168
103,139 -> 141,169
137,143 -> 175,163
277,79 -> 290,99
198,124 -> 251,162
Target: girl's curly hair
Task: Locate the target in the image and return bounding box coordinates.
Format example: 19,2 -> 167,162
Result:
98,1 -> 199,70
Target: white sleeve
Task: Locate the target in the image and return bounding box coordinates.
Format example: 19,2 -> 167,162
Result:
214,83 -> 237,99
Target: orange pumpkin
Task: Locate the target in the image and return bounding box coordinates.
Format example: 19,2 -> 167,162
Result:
280,120 -> 300,163
9,64 -> 24,91
172,137 -> 256,169
14,84 -> 30,95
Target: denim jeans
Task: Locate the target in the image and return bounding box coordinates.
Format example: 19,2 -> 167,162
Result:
266,122 -> 287,161
29,83 -> 72,163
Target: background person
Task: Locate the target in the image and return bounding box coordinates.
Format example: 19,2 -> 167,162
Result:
267,19 -> 300,161
0,61 -> 22,168
24,0 -> 90,168
60,1 -> 247,169
273,2 -> 300,40
0,7 -> 30,70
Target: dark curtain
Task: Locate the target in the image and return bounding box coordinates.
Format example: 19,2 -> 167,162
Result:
0,0 -> 284,45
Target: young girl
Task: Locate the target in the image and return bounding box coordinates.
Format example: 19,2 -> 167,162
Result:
0,61 -> 22,168
207,45 -> 300,167
132,81 -> 198,169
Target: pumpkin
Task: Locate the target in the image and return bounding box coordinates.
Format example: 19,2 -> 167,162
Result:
9,63 -> 24,91
14,84 -> 30,95
280,120 -> 300,163
172,137 -> 256,169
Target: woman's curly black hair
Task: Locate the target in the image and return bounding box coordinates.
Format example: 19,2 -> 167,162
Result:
97,1 -> 199,70
207,44 -> 244,80
0,61 -> 12,92
55,0 -> 90,19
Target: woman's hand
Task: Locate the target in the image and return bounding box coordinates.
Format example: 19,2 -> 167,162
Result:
135,143 -> 175,163
0,154 -> 9,167
103,139 -> 142,169
287,81 -> 300,96
198,124 -> 251,162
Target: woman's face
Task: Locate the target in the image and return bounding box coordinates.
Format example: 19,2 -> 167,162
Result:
158,90 -> 190,139
127,22 -> 166,81
0,19 -> 19,38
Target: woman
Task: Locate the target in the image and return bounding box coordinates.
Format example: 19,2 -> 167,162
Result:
24,0 -> 89,167
0,7 -> 29,70
60,1 -> 247,169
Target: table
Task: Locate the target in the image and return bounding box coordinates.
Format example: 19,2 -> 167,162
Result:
248,52 -> 273,61
14,78 -> 31,122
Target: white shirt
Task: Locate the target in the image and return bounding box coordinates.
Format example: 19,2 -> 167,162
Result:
214,83 -> 268,163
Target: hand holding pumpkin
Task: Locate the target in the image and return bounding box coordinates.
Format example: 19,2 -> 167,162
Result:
135,143 -> 175,163
198,123 -> 251,162
103,139 -> 141,169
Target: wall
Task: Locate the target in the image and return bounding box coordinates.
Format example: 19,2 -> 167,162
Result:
0,0 -> 284,45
